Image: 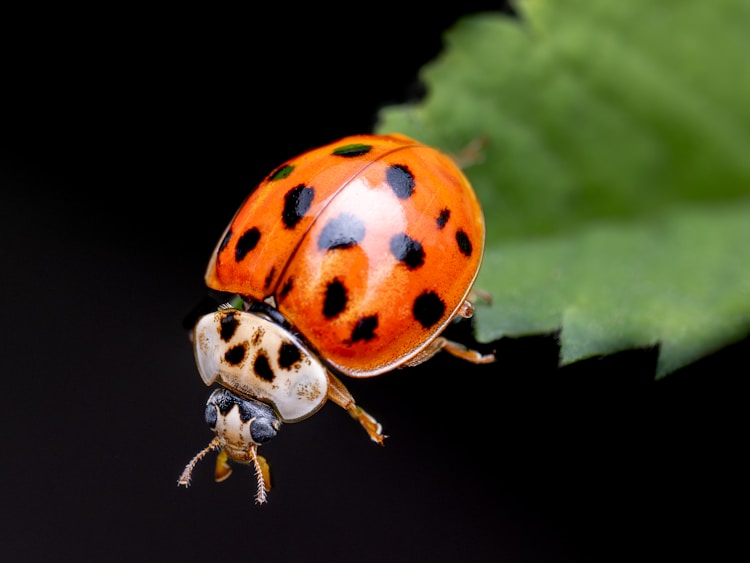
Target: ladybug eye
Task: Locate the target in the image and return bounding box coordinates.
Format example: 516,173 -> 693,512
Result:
250,417 -> 278,444
205,401 -> 218,428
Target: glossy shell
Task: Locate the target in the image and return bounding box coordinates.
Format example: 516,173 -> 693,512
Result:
205,134 -> 485,377
193,308 -> 329,422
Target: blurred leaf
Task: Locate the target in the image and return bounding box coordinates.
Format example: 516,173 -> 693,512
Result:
375,0 -> 750,378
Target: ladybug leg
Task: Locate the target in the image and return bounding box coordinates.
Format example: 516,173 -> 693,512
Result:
214,448 -> 233,482
326,373 -> 387,445
404,332 -> 496,368
456,294 -> 492,320
467,289 -> 493,306
435,337 -> 496,364
442,298 -> 495,363
450,134 -> 489,168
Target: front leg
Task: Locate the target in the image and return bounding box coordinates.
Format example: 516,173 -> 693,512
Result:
326,373 -> 387,445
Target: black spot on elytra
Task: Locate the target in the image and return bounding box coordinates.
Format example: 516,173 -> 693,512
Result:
413,291 -> 445,329
279,277 -> 294,300
456,229 -> 473,257
351,315 -> 378,342
387,164 -> 415,199
318,213 -> 365,250
283,184 -> 315,229
333,143 -> 373,157
390,233 -> 424,269
224,343 -> 248,366
323,278 -> 347,318
235,227 -> 261,262
278,341 -> 301,370
219,311 -> 240,342
436,208 -> 450,229
253,352 -> 275,382
219,229 -> 233,253
269,164 -> 294,181
264,266 -> 276,290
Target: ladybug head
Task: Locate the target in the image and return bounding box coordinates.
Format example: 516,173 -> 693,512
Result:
204,387 -> 281,450
178,388 -> 281,504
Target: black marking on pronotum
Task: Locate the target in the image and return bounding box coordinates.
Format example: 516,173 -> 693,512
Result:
219,311 -> 240,342
251,327 -> 264,347
351,315 -> 378,342
235,227 -> 261,261
413,291 -> 445,329
218,229 -> 233,253
455,229 -> 473,257
333,143 -> 373,157
278,341 -> 302,370
318,213 -> 365,250
386,164 -> 415,199
224,343 -> 248,366
282,184 -> 315,229
436,208 -> 450,229
323,278 -> 347,318
390,233 -> 424,269
253,352 -> 275,382
268,163 -> 294,181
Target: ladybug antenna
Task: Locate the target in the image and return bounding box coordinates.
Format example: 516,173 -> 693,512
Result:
177,436 -> 222,487
248,445 -> 269,504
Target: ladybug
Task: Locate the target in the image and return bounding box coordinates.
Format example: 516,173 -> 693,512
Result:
179,134 -> 494,502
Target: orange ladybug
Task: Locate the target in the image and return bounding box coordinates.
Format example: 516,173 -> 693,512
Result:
180,134 -> 494,502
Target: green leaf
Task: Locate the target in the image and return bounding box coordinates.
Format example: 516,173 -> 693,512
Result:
375,0 -> 750,378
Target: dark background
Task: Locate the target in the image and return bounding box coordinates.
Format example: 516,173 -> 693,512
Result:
1,4 -> 745,562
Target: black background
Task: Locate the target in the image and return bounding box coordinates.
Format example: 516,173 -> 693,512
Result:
1,4 -> 745,562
